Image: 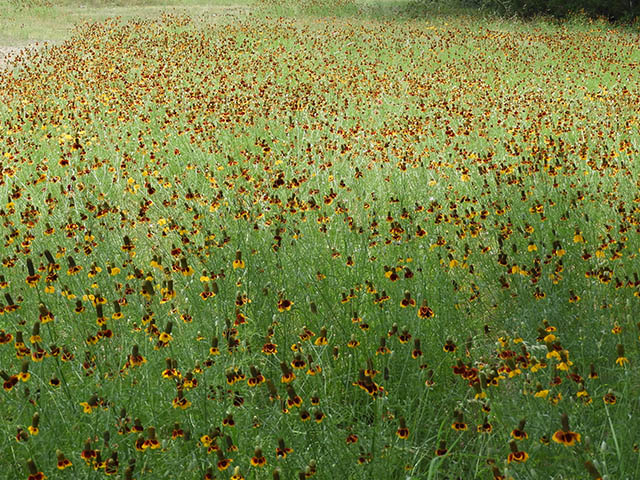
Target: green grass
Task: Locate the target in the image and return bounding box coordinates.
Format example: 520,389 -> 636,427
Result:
0,2 -> 639,480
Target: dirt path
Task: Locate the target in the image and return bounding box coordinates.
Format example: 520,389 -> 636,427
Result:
0,44 -> 40,70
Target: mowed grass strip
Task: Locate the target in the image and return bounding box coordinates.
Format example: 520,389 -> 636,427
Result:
0,0 -> 253,46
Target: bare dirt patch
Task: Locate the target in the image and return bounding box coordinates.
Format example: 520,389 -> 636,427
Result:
0,44 -> 41,70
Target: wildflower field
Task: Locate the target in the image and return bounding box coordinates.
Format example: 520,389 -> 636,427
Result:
1,2 -> 639,479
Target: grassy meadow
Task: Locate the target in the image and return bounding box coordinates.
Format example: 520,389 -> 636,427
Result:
1,1 -> 640,479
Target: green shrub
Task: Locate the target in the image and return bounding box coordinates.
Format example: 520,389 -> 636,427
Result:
466,0 -> 640,20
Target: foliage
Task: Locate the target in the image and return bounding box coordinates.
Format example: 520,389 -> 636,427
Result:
464,0 -> 640,20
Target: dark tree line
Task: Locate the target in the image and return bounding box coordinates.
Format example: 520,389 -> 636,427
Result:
465,0 -> 639,20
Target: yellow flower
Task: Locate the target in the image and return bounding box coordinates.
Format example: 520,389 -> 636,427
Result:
233,259 -> 244,269
616,356 -> 629,366
552,430 -> 581,446
233,250 -> 245,269
550,393 -> 563,404
616,344 -> 629,366
546,350 -> 560,360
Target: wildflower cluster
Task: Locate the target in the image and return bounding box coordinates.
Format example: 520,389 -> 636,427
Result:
0,10 -> 637,480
